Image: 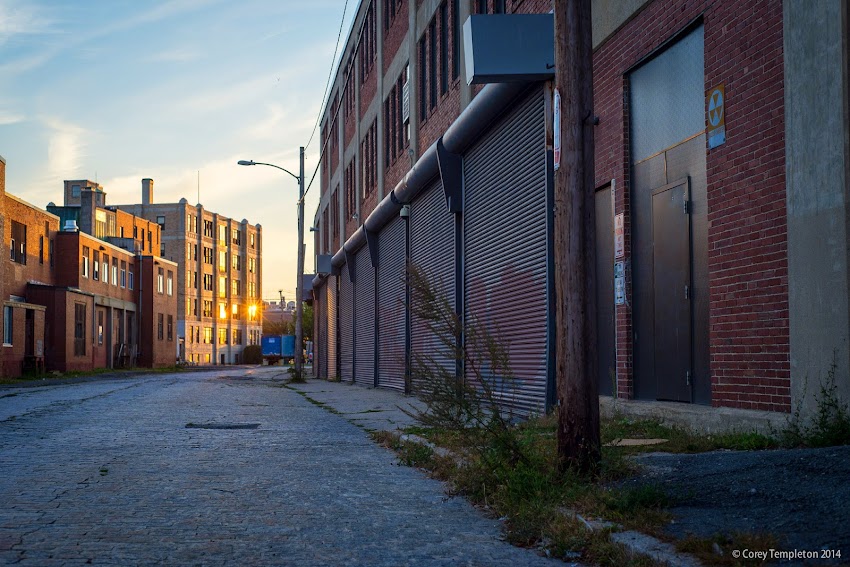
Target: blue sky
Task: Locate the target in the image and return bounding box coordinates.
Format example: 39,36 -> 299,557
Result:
0,0 -> 356,302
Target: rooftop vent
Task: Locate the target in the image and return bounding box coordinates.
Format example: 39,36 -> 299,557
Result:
63,219 -> 79,232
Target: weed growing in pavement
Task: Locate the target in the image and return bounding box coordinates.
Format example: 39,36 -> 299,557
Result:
780,354 -> 850,448
287,367 -> 307,383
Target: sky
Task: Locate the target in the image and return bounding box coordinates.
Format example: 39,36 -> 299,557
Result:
0,0 -> 356,304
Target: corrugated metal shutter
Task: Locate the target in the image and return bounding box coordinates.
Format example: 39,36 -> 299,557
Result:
354,246 -> 376,387
339,264 -> 355,383
409,179 -> 455,392
463,88 -> 548,417
326,275 -> 338,380
377,215 -> 407,391
316,281 -> 327,378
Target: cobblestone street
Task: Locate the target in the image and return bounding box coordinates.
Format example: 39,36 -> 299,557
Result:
0,368 -> 556,566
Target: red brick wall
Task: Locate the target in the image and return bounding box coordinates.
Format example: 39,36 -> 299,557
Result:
592,0 -> 789,411
383,1 -> 409,74
419,80 -> 462,157
138,256 -> 178,368
3,196 -> 59,298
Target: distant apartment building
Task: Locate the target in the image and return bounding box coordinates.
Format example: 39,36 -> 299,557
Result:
114,179 -> 263,365
0,158 -> 177,376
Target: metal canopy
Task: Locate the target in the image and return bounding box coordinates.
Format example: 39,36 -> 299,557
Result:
463,14 -> 554,85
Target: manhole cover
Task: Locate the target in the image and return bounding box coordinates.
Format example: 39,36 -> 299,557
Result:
185,423 -> 260,430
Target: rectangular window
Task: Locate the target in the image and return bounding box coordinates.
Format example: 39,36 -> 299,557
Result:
452,0 -> 459,80
82,246 -> 90,278
219,302 -> 226,320
129,269 -> 134,290
477,0 -> 487,13
232,280 -> 241,297
233,329 -> 243,346
232,254 -> 241,271
232,228 -> 241,245
250,233 -> 255,249
167,270 -> 173,296
102,255 -> 109,285
429,18 -> 437,109
167,315 -> 173,341
204,246 -> 213,264
218,225 -> 226,244
249,258 -> 255,273
156,215 -> 165,229
74,303 -> 86,356
232,303 -> 239,318
203,273 -> 213,291
219,250 -> 226,271
219,276 -> 227,298
157,313 -> 164,340
120,261 -> 126,287
218,328 -> 227,345
204,327 -> 213,344
10,221 -> 26,265
419,38 -> 427,120
494,0 -> 505,13
204,220 -> 214,237
112,258 -> 118,286
93,251 -> 100,281
203,300 -> 213,318
39,235 -> 44,264
98,310 -> 104,345
3,306 -> 12,345
440,1 -> 448,95
49,239 -> 54,268
157,267 -> 164,293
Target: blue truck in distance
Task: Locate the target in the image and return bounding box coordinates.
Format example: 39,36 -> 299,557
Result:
261,335 -> 296,365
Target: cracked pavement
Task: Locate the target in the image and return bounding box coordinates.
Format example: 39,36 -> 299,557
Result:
0,367 -> 557,566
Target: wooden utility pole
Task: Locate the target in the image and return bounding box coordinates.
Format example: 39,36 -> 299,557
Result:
553,0 -> 600,475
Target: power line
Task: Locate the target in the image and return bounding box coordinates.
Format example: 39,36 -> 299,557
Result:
304,0 -> 351,152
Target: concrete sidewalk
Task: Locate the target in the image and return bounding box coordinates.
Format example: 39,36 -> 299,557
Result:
285,378 -> 426,432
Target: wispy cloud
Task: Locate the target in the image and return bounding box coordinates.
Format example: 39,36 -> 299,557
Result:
0,110 -> 24,125
43,117 -> 88,182
148,47 -> 202,63
0,1 -> 54,43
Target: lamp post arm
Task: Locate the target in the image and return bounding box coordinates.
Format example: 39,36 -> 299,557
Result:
246,161 -> 300,182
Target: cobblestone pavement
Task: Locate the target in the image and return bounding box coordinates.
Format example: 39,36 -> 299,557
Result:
0,367 -> 558,566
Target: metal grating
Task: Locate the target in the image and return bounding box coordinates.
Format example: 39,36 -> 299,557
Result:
339,263 -> 355,383
354,246 -> 376,387
327,275 -> 339,380
377,215 -> 407,392
463,88 -> 548,418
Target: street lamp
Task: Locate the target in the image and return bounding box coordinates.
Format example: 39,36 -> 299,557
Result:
238,147 -> 306,377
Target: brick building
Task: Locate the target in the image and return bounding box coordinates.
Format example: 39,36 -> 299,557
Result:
114,180 -> 263,365
0,159 -> 177,376
310,0 -> 850,422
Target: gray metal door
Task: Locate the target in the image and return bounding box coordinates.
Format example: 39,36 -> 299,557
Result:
316,282 -> 327,378
377,215 -> 406,391
409,179 -> 455,392
327,275 -> 338,380
339,264 -> 355,383
354,246 -> 376,387
652,178 -> 692,402
595,187 -> 615,397
463,87 -> 548,417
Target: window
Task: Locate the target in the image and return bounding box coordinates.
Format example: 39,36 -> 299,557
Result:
203,300 -> 213,318
204,327 -> 213,344
452,0 -> 460,80
157,313 -> 164,340
440,2 -> 448,95
477,0 -> 487,13
120,261 -> 127,288
219,276 -> 227,298
232,254 -> 241,271
129,269 -> 134,290
39,235 -> 44,264
219,302 -> 226,319
82,246 -> 90,278
384,71 -> 409,166
10,221 -> 26,265
187,213 -> 197,233
192,271 -> 198,289
384,0 -> 403,31
147,230 -> 152,251
167,315 -> 173,341
494,0 -> 505,13
203,220 -> 214,238
74,303 -> 86,356
218,328 -> 227,345
219,250 -> 226,272
232,280 -> 241,298
112,258 -> 118,286
361,119 -> 378,198
249,281 -> 256,299
93,251 -> 100,281
429,18 -> 437,109
345,160 -> 357,219
249,258 -> 255,273
3,306 -> 12,345
98,311 -> 104,345
233,329 -> 243,346
157,267 -> 164,293
156,215 -> 165,229
419,38 -> 428,121
140,229 -> 145,252
71,184 -> 81,198
203,246 -> 213,265
49,239 -> 54,268
360,3 -> 376,83
203,273 -> 214,291
250,233 -> 255,249
218,225 -> 226,244
167,270 -> 173,295
102,255 -> 109,285
232,228 -> 241,245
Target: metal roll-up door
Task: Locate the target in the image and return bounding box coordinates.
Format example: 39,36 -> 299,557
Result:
316,281 -> 327,378
326,275 -> 338,380
339,264 -> 355,383
354,246 -> 376,387
464,88 -> 548,417
409,179 -> 455,392
377,215 -> 407,391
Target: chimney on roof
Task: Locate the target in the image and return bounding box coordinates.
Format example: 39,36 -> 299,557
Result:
142,178 -> 154,205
